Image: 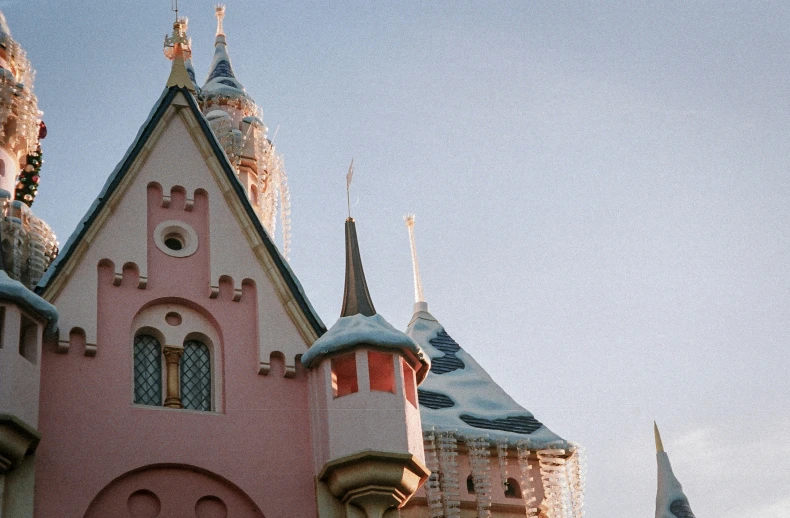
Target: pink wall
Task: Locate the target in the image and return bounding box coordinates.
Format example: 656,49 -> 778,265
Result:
35,182 -> 317,517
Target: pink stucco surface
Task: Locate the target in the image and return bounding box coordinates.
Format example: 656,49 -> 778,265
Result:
35,182 -> 317,517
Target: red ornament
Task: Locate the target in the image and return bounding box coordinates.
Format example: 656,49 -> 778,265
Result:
38,121 -> 47,139
32,175 -> 39,183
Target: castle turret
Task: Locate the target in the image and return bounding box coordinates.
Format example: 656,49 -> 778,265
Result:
199,5 -> 291,258
302,217 -> 430,518
0,249 -> 57,515
0,10 -> 57,289
655,423 -> 697,518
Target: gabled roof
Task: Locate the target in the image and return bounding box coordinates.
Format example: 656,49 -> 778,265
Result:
36,85 -> 325,338
408,304 -> 567,448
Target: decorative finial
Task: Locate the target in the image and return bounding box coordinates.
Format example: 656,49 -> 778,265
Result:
215,4 -> 226,36
654,421 -> 664,453
404,214 -> 426,308
164,17 -> 195,92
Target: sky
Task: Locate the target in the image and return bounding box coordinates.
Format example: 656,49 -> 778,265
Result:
5,1 -> 790,516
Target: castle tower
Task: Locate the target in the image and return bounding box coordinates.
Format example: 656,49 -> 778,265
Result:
401,215 -> 585,517
0,252 -> 57,516
0,11 -> 56,289
302,217 -> 430,517
199,5 -> 291,258
655,423 -> 697,518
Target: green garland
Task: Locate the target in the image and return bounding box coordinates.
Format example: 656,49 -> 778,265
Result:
15,143 -> 41,207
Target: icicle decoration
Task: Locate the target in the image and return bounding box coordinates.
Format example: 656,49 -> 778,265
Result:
537,448 -> 571,518
0,33 -> 40,155
467,435 -> 493,518
565,443 -> 586,518
496,436 -> 509,492
254,129 -> 291,259
423,428 -> 445,518
437,430 -> 461,517
516,441 -> 539,518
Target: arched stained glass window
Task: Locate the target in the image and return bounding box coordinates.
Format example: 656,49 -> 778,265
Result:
180,339 -> 211,411
134,335 -> 162,406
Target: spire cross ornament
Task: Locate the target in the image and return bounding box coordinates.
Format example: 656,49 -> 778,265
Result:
404,214 -> 425,304
172,0 -> 179,22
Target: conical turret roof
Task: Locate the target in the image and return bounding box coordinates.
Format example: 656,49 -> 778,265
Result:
201,6 -> 252,104
655,424 -> 697,518
407,304 -> 565,446
301,218 -> 429,381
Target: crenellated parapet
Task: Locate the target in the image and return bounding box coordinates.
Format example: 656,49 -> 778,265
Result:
0,190 -> 57,289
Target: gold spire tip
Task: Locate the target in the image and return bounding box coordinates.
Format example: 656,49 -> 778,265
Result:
654,421 -> 665,453
215,4 -> 226,35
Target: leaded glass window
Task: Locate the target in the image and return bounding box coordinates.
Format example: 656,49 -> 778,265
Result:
134,334 -> 162,405
180,339 -> 211,411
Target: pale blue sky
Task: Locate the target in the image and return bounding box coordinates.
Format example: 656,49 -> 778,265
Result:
8,1 -> 790,515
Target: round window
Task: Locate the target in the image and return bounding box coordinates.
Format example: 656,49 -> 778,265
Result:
154,220 -> 198,258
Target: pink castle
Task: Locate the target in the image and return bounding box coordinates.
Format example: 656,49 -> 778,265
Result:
0,8 -> 697,518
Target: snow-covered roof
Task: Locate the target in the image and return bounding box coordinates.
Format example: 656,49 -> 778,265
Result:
0,11 -> 11,46
655,425 -> 696,518
407,305 -> 567,448
35,85 -> 325,337
201,33 -> 251,104
0,270 -> 57,329
301,312 -> 429,379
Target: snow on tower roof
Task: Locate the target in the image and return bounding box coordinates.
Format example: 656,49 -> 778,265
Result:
407,305 -> 567,447
201,6 -> 250,103
0,11 -> 11,45
0,270 -> 57,330
655,423 -> 697,518
302,218 -> 430,381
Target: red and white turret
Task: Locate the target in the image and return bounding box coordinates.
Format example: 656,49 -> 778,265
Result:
302,217 -> 430,518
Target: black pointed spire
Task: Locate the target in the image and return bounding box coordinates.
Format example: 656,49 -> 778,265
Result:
341,218 -> 376,317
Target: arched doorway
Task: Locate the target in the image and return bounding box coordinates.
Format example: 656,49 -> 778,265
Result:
84,464 -> 265,517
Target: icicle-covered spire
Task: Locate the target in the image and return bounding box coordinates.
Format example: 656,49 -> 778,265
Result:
202,5 -> 247,97
404,213 -> 426,312
655,424 -> 696,518
163,18 -> 195,92
341,218 -> 376,317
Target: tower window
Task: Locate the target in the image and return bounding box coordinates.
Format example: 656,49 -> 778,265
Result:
180,339 -> 211,411
402,359 -> 417,407
164,233 -> 184,251
18,313 -> 37,364
134,334 -> 162,406
331,353 -> 358,398
368,351 -> 395,393
467,474 -> 475,494
504,478 -> 522,498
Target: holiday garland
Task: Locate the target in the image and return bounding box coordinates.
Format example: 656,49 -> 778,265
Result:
15,143 -> 41,207
15,121 -> 46,207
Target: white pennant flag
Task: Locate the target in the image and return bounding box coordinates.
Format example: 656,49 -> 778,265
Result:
346,158 -> 354,189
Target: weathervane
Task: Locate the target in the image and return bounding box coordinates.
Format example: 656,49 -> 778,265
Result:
172,0 -> 179,22
346,159 -> 354,218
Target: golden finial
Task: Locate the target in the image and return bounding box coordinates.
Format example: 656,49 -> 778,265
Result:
654,421 -> 665,453
215,4 -> 226,36
164,14 -> 195,92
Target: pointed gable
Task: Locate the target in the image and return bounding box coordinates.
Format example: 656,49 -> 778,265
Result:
38,85 -> 324,369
